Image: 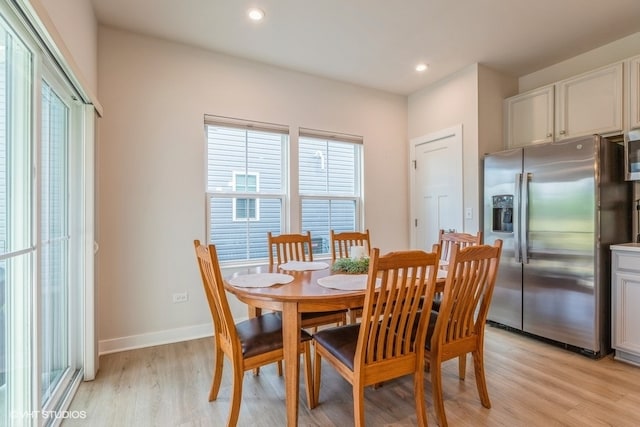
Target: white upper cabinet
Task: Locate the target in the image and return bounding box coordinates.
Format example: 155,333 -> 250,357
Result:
630,55 -> 640,130
504,85 -> 554,148
555,62 -> 623,140
505,62 -> 624,148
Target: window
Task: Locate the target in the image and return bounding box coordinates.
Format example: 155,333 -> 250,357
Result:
205,117 -> 288,262
299,129 -> 363,255
232,172 -> 258,221
205,118 -> 364,264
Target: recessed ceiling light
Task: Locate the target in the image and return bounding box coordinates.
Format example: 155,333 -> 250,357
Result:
248,8 -> 265,21
415,63 -> 428,72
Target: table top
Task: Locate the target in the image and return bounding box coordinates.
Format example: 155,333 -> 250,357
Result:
225,261 -> 447,304
224,262 -> 369,305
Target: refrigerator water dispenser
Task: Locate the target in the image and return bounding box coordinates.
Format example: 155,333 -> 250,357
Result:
492,195 -> 513,233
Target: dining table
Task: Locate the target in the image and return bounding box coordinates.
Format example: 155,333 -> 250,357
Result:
224,260 -> 447,427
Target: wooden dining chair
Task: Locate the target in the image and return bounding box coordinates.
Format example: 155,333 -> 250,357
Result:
312,247 -> 440,427
438,229 -> 483,266
433,230 -> 483,309
330,229 -> 371,323
430,229 -> 486,378
330,229 -> 371,261
424,240 -> 503,427
193,240 -> 314,427
267,232 -> 347,330
268,230 -> 314,265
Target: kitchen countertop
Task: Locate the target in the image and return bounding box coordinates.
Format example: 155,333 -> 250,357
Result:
611,243 -> 640,252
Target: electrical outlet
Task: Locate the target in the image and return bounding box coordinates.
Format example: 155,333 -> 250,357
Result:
172,292 -> 188,303
465,207 -> 473,220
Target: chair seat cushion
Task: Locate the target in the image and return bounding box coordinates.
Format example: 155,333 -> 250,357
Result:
313,324 -> 361,371
431,293 -> 442,312
406,309 -> 439,349
237,312 -> 312,358
424,310 -> 439,351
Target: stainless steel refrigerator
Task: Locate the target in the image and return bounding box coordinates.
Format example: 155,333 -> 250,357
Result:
483,135 -> 631,357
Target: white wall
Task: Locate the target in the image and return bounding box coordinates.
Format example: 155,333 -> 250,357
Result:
519,32 -> 640,93
36,0 -> 98,96
477,65 -> 518,225
96,26 -> 408,352
478,65 -> 518,157
408,64 -> 479,234
407,64 -> 516,235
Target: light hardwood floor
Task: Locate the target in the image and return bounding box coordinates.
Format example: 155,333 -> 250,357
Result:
64,327 -> 640,426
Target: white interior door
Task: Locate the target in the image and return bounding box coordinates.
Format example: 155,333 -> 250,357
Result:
410,125 -> 463,250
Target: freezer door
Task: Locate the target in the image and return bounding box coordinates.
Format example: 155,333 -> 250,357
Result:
521,137 -> 597,351
484,148 -> 523,329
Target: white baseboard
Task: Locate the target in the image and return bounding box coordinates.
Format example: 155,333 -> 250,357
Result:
98,323 -> 214,355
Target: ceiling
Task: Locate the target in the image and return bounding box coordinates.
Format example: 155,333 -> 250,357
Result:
90,0 -> 640,95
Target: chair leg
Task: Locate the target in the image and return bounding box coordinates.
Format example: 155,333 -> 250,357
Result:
430,359 -> 448,427
209,347 -> 224,401
277,361 -> 283,377
302,342 -> 314,409
313,347 -> 322,408
227,362 -> 244,427
353,380 -> 365,427
458,354 -> 467,380
248,305 -> 262,376
413,369 -> 428,427
472,349 -> 491,408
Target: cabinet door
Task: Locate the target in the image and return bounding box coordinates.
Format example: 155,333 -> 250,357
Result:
630,55 -> 640,130
613,271 -> 640,354
504,85 -> 554,148
555,62 -> 623,140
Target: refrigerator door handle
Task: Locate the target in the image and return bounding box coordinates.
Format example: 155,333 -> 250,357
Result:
515,173 -> 522,263
522,172 -> 531,264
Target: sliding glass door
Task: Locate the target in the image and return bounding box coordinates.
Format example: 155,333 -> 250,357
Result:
0,4 -> 88,426
0,14 -> 35,424
40,77 -> 77,415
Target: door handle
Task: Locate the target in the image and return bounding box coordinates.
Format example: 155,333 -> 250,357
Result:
515,173 -> 522,263
522,173 -> 531,264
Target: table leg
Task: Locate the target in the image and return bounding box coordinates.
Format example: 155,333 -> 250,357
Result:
282,302 -> 300,427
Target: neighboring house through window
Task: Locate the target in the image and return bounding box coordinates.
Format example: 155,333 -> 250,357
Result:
233,172 -> 259,221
